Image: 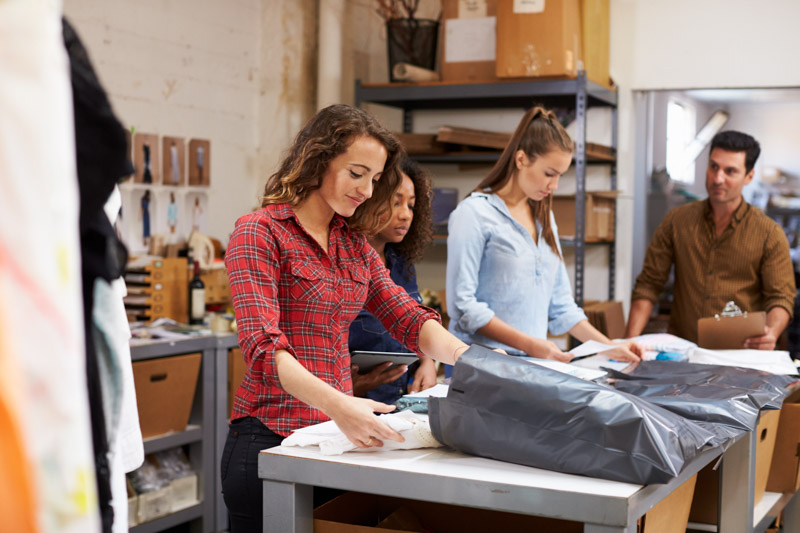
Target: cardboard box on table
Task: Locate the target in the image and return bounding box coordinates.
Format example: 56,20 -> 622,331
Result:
132,352 -> 202,438
766,386 -> 800,494
552,191 -> 617,242
689,409 -> 781,524
227,348 -> 247,417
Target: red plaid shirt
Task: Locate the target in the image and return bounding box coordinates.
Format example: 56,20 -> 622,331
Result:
226,203 -> 440,436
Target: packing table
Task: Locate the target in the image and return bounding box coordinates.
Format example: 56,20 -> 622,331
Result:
259,427 -> 784,533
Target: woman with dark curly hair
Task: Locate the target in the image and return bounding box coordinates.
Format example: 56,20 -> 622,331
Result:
348,158 -> 436,404
223,105 -> 468,532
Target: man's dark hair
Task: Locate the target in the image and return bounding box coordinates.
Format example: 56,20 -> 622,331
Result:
709,130 -> 761,173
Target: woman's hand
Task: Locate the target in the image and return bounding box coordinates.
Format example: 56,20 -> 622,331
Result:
408,357 -> 437,393
326,395 -> 404,448
350,362 -> 407,398
526,337 -> 573,362
604,340 -> 643,362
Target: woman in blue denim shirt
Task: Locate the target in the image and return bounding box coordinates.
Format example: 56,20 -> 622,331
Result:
446,107 -> 642,363
349,159 -> 439,403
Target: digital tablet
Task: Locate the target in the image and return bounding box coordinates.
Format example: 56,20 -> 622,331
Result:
350,351 -> 418,372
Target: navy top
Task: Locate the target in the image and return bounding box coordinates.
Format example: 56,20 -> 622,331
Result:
348,245 -> 421,403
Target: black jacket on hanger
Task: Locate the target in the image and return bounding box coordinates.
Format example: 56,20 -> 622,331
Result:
63,17 -> 133,532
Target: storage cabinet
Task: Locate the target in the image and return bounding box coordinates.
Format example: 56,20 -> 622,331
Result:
129,334 -> 238,533
355,73 -> 618,304
124,258 -> 188,323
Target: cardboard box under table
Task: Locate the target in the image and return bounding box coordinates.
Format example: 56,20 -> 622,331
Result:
689,409 -> 781,525
767,386 -> 800,494
132,352 -> 202,438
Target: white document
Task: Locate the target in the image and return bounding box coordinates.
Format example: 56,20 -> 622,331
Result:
688,348 -> 799,376
445,17 -> 496,63
522,358 -> 607,381
404,383 -> 449,398
569,340 -> 619,358
570,354 -> 631,373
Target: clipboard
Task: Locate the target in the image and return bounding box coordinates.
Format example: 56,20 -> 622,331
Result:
697,311 -> 766,349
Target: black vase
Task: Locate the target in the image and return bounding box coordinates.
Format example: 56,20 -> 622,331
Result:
386,18 -> 439,82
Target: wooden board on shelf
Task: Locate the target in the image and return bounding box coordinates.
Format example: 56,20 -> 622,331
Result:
394,133 -> 447,155
586,142 -> 615,162
436,126 -> 511,150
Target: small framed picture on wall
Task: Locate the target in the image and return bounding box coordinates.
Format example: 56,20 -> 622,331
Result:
133,132 -> 160,184
162,136 -> 186,186
188,138 -> 210,186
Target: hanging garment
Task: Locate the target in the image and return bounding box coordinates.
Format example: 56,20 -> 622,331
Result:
429,345 -> 718,485
0,2 -> 100,531
63,16 -> 134,533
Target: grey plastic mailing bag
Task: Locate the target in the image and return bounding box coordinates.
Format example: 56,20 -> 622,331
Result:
428,345 -> 717,485
609,361 -> 793,444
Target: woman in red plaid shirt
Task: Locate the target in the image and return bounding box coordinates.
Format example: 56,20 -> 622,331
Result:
222,104 -> 469,532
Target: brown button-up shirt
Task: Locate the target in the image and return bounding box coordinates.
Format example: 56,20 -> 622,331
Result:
632,199 -> 795,342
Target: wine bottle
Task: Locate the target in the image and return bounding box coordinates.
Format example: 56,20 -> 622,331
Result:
188,258 -> 206,325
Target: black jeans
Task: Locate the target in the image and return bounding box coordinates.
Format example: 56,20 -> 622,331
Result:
221,417 -> 283,533
221,417 -> 344,532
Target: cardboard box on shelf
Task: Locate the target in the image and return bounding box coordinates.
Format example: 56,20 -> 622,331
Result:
169,474 -> 199,512
583,301 -> 625,340
127,477 -> 138,528
441,0 -> 499,83
552,191 -> 617,242
689,409 -> 781,525
136,485 -> 172,524
495,0 -> 611,87
133,352 -> 202,439
314,491 -> 583,533
766,386 -> 800,493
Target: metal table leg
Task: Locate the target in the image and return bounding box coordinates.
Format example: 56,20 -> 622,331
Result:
719,431 -> 756,533
262,480 -> 313,533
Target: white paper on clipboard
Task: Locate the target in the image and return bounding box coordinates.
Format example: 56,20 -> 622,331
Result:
445,17 -> 496,63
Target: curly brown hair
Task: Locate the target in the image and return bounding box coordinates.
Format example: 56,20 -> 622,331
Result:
262,104 -> 405,234
390,158 -> 433,274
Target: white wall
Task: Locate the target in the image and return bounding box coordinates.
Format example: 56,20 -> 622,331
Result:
63,0 -> 317,247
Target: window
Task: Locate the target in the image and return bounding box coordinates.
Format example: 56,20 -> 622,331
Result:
666,99 -> 697,184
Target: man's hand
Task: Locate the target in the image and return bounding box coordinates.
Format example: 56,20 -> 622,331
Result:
408,357 -> 437,393
743,326 -> 778,350
350,362 -> 407,397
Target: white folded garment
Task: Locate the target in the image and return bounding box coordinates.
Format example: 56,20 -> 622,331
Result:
281,410 -> 442,456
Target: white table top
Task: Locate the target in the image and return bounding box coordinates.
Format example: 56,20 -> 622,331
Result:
261,444 -> 643,499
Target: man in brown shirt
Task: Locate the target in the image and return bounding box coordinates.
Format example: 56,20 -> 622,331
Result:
626,131 -> 795,349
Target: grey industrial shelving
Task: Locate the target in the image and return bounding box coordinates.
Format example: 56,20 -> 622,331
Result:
129,333 -> 238,533
355,73 -> 618,305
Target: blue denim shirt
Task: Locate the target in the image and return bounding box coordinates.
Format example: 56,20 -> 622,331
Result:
348,245 -> 420,403
446,192 -> 587,355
